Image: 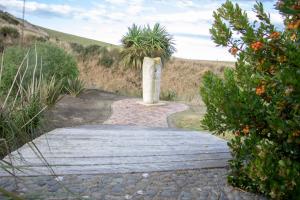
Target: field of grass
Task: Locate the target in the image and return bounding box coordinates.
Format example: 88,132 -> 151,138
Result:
42,27 -> 116,47
168,105 -> 235,141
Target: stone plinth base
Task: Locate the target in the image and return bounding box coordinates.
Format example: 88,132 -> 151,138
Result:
136,101 -> 167,107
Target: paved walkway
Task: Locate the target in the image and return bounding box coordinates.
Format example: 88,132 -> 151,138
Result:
104,99 -> 188,127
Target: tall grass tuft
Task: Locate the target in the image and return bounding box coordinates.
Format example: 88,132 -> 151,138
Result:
65,77 -> 85,97
0,47 -> 74,199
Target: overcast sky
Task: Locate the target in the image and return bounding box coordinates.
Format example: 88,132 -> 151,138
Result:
1,0 -> 283,61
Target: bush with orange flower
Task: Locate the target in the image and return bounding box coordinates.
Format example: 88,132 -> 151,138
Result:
200,0 -> 300,199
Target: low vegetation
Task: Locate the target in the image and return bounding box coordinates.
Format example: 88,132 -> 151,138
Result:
0,26 -> 19,38
0,43 -> 79,157
201,1 -> 300,199
160,90 -> 177,101
0,49 -> 62,159
65,77 -> 85,97
1,42 -> 78,94
0,11 -> 19,25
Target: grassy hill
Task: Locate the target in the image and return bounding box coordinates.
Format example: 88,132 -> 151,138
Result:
0,10 -> 115,48
42,27 -> 116,47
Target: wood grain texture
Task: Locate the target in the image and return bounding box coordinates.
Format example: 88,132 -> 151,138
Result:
1,127 -> 230,176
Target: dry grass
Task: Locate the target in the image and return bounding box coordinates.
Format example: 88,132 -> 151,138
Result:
78,56 -> 142,97
78,56 -> 234,103
162,58 -> 233,103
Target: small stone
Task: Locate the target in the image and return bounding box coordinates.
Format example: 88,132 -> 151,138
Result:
48,183 -> 60,193
81,195 -> 90,199
70,186 -> 85,193
142,173 -> 149,178
137,190 -> 144,195
111,184 -> 124,194
179,191 -> 192,200
55,176 -> 64,182
160,188 -> 177,198
125,194 -> 132,199
37,180 -> 46,187
145,187 -> 158,198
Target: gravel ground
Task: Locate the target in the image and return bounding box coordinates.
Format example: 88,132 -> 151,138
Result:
0,168 -> 266,200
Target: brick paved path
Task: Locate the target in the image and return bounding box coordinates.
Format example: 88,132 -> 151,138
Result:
104,99 -> 188,127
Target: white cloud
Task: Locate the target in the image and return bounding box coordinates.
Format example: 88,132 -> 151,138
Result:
174,36 -> 235,61
127,4 -> 142,15
104,0 -> 126,4
176,0 -> 195,8
0,0 -> 77,16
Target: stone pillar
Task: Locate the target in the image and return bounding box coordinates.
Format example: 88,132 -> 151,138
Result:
142,57 -> 162,104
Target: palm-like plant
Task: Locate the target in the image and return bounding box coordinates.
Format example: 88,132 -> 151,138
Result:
121,23 -> 175,69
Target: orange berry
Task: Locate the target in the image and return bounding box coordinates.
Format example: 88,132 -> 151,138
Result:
269,32 -> 280,39
256,85 -> 265,96
287,20 -> 300,30
230,47 -> 238,56
251,41 -> 264,51
243,125 -> 250,135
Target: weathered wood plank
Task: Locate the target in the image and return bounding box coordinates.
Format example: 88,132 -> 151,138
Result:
0,127 -> 231,176
9,147 -> 228,158
6,152 -> 231,166
0,159 -> 229,176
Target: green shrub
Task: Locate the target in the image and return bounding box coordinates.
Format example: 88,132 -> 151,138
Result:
70,42 -> 85,54
0,49 -> 61,157
35,42 -> 78,83
0,46 -> 27,93
0,26 -> 19,38
41,76 -> 63,106
160,90 -> 177,101
65,77 -> 85,97
0,42 -> 78,93
25,35 -> 48,43
0,11 -> 19,25
200,1 -> 300,199
99,54 -> 114,68
0,47 -> 71,199
83,44 -> 102,57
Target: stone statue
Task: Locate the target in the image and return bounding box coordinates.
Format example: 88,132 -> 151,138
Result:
142,57 -> 162,104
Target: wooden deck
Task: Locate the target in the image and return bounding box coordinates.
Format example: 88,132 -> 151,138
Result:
0,126 -> 230,176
